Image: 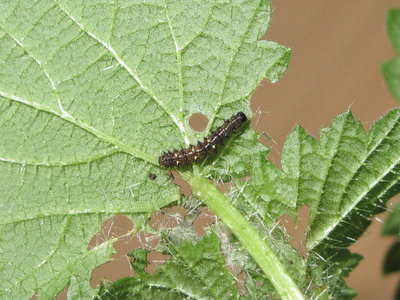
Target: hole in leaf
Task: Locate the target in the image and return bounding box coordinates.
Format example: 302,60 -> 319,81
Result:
88,215 -> 134,249
193,207 -> 217,237
89,215 -> 160,288
278,205 -> 310,258
236,272 -> 247,295
189,113 -> 208,132
145,251 -> 171,274
278,213 -> 295,236
171,170 -> 192,196
292,205 -> 310,257
55,287 -> 67,300
150,206 -> 187,230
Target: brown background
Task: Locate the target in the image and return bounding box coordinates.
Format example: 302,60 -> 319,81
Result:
60,1 -> 400,299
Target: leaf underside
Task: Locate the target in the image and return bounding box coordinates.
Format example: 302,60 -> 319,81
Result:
0,0 -> 290,298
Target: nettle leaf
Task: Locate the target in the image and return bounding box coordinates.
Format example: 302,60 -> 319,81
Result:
307,249 -> 362,300
0,0 -> 289,299
93,107 -> 399,299
309,108 -> 399,251
239,108 -> 400,297
99,192 -> 305,299
383,9 -> 400,102
246,108 -> 400,249
96,232 -> 240,300
231,168 -> 307,290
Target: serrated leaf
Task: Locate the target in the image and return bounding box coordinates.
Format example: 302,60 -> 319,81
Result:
383,9 -> 400,102
247,108 -> 400,250
0,153 -> 177,299
236,108 -> 399,298
307,249 -> 362,300
309,108 -> 400,250
0,0 -> 290,298
96,232 -> 240,300
230,158 -> 308,295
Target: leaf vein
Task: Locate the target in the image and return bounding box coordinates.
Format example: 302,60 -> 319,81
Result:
52,0 -> 190,145
0,91 -> 156,164
208,0 -> 264,130
9,216 -> 71,293
310,112 -> 400,249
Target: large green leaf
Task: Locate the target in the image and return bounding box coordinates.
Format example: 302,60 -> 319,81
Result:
243,108 -> 400,250
0,0 -> 290,298
237,108 -> 400,298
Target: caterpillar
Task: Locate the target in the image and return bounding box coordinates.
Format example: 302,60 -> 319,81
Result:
158,112 -> 247,168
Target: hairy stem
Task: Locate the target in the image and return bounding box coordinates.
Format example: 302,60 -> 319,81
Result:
186,174 -> 305,300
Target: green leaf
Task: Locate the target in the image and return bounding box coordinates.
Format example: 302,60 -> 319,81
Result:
383,202 -> 400,235
382,58 -> 400,101
382,203 -> 400,297
0,153 -> 178,299
248,108 -> 400,250
232,159 -> 307,287
309,108 -> 400,251
95,107 -> 399,299
96,232 -> 240,299
383,9 -> 400,101
0,216 -> 115,300
208,115 -> 268,180
383,241 -> 400,274
387,9 -> 400,55
0,0 -> 290,298
307,249 -> 362,300
236,108 -> 399,298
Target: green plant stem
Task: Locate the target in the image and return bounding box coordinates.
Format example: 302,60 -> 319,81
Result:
186,174 -> 305,300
